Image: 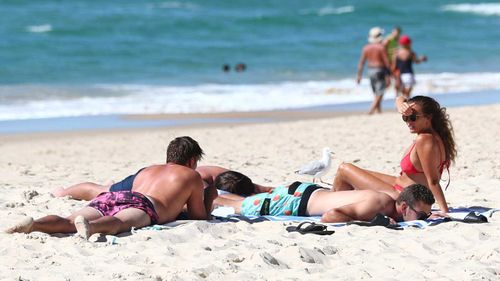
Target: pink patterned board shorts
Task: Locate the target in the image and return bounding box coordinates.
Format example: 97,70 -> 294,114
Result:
88,191 -> 159,224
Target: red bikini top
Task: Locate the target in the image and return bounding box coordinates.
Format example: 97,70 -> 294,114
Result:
400,142 -> 447,175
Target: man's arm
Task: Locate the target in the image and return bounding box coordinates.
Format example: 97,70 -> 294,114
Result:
356,48 -> 367,84
186,176 -> 210,220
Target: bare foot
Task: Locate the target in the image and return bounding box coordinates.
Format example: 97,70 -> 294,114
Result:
5,217 -> 34,234
51,187 -> 66,197
74,216 -> 91,240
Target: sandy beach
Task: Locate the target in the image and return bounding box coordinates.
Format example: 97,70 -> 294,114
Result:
1,104 -> 499,280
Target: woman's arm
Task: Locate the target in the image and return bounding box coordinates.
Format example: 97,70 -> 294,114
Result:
415,135 -> 449,212
395,96 -> 414,115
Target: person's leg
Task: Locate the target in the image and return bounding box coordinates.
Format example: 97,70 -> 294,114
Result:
74,208 -> 151,239
52,182 -> 109,201
369,95 -> 383,114
6,207 -> 101,234
332,163 -> 399,198
368,95 -> 383,114
401,87 -> 411,99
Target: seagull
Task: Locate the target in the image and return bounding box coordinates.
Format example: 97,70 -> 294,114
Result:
295,147 -> 333,184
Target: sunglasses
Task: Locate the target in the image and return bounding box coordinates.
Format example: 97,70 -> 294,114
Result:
408,204 -> 432,220
402,113 -> 421,122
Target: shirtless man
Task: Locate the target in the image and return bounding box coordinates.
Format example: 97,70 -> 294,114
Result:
214,182 -> 434,223
5,136 -> 212,239
357,26 -> 391,114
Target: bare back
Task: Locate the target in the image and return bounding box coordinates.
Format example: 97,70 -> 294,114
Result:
196,165 -> 229,187
133,164 -> 207,223
362,43 -> 390,68
308,189 -> 395,221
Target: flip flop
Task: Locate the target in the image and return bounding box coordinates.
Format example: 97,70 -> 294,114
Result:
347,213 -> 403,230
286,222 -> 335,235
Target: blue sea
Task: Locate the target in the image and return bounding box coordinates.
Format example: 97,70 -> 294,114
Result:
1,0 -> 500,132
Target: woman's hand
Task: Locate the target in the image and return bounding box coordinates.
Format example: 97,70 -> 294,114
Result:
396,96 -> 414,115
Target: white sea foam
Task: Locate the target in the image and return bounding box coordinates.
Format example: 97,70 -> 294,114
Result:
157,1 -> 199,10
441,3 -> 500,16
26,24 -> 52,33
0,72 -> 499,121
318,5 -> 355,16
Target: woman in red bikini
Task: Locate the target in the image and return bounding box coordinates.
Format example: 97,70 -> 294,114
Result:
332,95 -> 456,213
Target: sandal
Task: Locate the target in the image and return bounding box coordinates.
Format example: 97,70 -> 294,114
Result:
286,222 -> 335,235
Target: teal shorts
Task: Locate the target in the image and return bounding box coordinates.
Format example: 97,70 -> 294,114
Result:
240,182 -> 324,216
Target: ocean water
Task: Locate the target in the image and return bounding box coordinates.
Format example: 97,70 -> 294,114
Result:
1,0 -> 500,122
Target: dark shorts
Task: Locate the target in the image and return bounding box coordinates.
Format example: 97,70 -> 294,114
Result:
88,191 -> 159,224
368,67 -> 388,96
241,182 -> 325,216
109,168 -> 145,192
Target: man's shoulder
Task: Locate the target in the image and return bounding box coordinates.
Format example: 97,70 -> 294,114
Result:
361,190 -> 394,203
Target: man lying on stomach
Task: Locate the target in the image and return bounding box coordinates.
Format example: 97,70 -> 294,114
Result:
5,136 -> 213,240
214,181 -> 434,223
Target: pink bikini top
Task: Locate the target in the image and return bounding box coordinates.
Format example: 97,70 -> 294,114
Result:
400,142 -> 447,175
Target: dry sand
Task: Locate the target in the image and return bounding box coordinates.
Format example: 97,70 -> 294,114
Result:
1,104 -> 499,280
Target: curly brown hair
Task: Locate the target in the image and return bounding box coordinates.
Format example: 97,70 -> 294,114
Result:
409,95 -> 457,166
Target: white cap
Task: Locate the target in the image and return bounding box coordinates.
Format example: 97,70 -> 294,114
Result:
368,27 -> 384,43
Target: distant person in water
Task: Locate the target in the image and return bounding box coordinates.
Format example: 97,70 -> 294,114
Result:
222,64 -> 230,72
393,35 -> 427,99
356,27 -> 391,114
235,63 -> 246,72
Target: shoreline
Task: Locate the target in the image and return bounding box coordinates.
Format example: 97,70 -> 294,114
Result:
1,89 -> 500,136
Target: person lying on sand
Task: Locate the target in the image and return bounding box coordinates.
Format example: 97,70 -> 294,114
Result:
52,165 -> 271,201
5,136 -> 214,239
213,181 -> 434,223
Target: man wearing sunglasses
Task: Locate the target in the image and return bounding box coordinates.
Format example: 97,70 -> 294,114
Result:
214,182 -> 434,223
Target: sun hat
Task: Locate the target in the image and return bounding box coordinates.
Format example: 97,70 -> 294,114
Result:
399,35 -> 412,46
368,27 -> 384,43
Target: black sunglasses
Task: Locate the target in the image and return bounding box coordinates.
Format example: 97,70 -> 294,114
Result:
402,113 -> 421,122
408,204 -> 432,220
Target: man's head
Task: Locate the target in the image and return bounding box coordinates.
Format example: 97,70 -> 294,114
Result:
166,136 -> 204,168
392,26 -> 401,37
396,184 -> 435,221
368,26 -> 384,43
214,171 -> 255,196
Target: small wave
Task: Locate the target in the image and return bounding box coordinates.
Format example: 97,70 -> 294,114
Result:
26,24 -> 52,33
157,1 -> 199,10
0,72 -> 499,121
318,5 -> 354,16
441,3 -> 500,16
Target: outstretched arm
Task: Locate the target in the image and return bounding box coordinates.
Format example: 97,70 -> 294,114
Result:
356,48 -> 367,84
412,52 -> 427,64
415,135 -> 449,212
